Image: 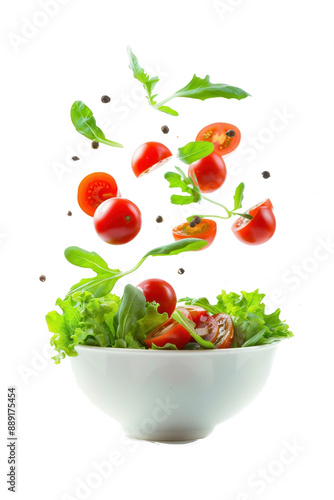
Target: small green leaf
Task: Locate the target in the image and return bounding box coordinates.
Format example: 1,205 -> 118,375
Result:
115,285 -> 146,341
164,170 -> 201,205
233,183 -> 245,211
64,247 -> 114,275
151,343 -> 178,350
157,105 -> 179,116
145,238 -> 208,258
172,74 -> 250,101
177,141 -> 214,165
127,47 -> 160,106
70,101 -> 123,147
171,310 -> 214,349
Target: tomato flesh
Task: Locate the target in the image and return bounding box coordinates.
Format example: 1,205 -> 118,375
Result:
232,199 -> 276,245
137,279 -> 177,317
196,123 -> 241,156
212,313 -> 234,348
172,219 -> 217,249
177,306 -> 209,326
144,308 -> 191,349
77,172 -> 118,217
93,198 -> 142,245
131,142 -> 172,177
188,152 -> 226,193
196,316 -> 219,343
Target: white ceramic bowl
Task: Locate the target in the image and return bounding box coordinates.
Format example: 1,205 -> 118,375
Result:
71,344 -> 279,442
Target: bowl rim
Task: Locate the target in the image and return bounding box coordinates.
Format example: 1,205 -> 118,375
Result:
74,342 -> 280,355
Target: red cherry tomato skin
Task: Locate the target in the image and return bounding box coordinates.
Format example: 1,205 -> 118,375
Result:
77,172 -> 118,217
196,316 -> 219,343
188,152 -> 226,193
144,308 -> 192,349
196,123 -> 241,156
232,200 -> 276,245
93,198 -> 141,245
137,279 -> 177,317
172,219 -> 217,250
131,142 -> 172,177
177,306 -> 209,326
212,313 -> 234,348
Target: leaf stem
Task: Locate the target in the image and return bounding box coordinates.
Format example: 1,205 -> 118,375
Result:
201,195 -> 232,217
153,94 -> 175,109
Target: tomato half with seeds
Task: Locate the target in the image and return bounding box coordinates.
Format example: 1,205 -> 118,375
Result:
196,316 -> 219,343
144,308 -> 192,349
232,199 -> 276,245
177,305 -> 209,326
77,172 -> 118,217
93,198 -> 141,245
196,123 -> 241,156
131,141 -> 172,177
188,152 -> 226,193
212,313 -> 234,348
172,219 -> 217,250
137,279 -> 177,317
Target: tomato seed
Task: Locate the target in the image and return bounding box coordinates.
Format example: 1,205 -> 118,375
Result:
67,211 -> 72,216
225,129 -> 235,138
39,275 -> 46,282
262,171 -> 270,179
72,156 -> 80,161
156,215 -> 163,223
91,141 -> 99,149
178,268 -> 185,275
161,125 -> 169,134
101,95 -> 111,103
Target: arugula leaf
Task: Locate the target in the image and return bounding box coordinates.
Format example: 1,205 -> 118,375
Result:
232,183 -> 245,211
127,48 -> 250,116
65,239 -> 207,299
114,285 -> 146,341
151,343 -> 178,350
71,101 -> 123,147
171,310 -> 214,349
171,74 -> 250,101
164,170 -> 201,205
177,141 -> 214,165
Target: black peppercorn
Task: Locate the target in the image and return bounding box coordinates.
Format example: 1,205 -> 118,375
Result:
178,268 -> 185,275
72,156 -> 80,161
101,95 -> 111,103
262,171 -> 270,179
39,275 -> 46,282
225,129 -> 235,138
161,125 -> 169,134
91,141 -> 99,149
156,216 -> 163,223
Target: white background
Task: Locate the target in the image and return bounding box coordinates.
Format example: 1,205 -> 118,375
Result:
1,0 -> 334,498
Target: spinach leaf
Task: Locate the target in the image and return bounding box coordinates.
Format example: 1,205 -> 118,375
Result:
114,285 -> 146,341
177,141 -> 214,165
71,101 -> 123,148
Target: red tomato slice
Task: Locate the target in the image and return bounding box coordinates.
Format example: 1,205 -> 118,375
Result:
93,198 -> 141,245
144,308 -> 192,349
196,316 -> 219,343
212,313 -> 234,348
232,199 -> 276,245
188,152 -> 226,193
172,219 -> 217,250
77,172 -> 118,217
196,123 -> 241,156
177,306 -> 209,326
131,142 -> 172,177
137,279 -> 177,317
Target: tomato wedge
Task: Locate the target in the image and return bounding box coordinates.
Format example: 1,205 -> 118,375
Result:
172,219 -> 217,250
196,316 -> 219,343
188,152 -> 227,193
212,313 -> 234,348
177,305 -> 209,326
232,199 -> 276,245
77,172 -> 118,217
131,142 -> 172,177
196,123 -> 241,156
144,308 -> 191,349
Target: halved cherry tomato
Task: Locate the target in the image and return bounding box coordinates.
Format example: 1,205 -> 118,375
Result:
188,152 -> 226,193
172,219 -> 217,249
196,122 -> 241,156
77,172 -> 118,217
144,308 -> 192,349
232,199 -> 276,245
137,279 -> 177,317
196,316 -> 219,343
131,142 -> 172,177
177,305 -> 209,326
212,313 -> 234,348
93,198 -> 141,245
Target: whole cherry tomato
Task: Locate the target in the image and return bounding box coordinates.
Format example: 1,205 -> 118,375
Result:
232,199 -> 276,245
137,279 -> 177,317
93,198 -> 141,245
188,152 -> 226,193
